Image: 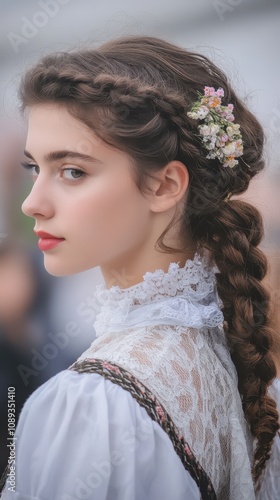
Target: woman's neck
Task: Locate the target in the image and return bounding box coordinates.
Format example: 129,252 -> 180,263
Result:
100,243 -> 198,289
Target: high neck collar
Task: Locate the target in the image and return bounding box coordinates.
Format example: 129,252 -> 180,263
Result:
92,247 -> 224,337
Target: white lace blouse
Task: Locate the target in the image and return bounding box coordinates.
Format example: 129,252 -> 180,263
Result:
1,249 -> 279,500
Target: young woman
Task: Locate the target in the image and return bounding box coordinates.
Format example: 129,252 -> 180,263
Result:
1,36 -> 279,499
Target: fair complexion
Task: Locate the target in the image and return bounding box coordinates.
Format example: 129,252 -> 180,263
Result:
21,104 -> 197,288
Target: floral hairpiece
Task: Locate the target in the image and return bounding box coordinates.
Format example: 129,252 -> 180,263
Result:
187,86 -> 243,168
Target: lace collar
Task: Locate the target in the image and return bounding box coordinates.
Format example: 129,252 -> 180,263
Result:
92,248 -> 224,337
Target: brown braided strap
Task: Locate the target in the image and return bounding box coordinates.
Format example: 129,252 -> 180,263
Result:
69,358 -> 217,500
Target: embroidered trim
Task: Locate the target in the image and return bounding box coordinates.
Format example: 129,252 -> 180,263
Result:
69,358 -> 217,500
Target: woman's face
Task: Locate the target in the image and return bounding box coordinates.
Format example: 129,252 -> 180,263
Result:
22,104 -> 152,277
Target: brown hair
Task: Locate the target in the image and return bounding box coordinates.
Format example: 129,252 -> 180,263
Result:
18,35 -> 279,484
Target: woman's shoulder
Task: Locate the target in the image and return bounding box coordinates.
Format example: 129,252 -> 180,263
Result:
16,368 -> 78,416
17,367 -> 137,422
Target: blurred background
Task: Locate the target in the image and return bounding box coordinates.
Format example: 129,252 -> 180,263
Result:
0,0 -> 280,477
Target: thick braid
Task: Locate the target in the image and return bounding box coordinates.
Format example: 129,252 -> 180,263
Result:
23,62 -> 190,123
190,199 -> 280,484
21,60 -> 200,162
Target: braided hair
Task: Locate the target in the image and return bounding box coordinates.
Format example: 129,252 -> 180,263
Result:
19,35 -> 279,485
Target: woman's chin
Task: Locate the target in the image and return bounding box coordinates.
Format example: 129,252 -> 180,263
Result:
43,257 -> 95,277
43,259 -> 79,277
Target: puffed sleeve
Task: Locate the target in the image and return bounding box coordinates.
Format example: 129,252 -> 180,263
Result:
256,378 -> 280,499
1,369 -> 200,500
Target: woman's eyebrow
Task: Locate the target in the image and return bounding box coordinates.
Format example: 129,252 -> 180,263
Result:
23,149 -> 103,163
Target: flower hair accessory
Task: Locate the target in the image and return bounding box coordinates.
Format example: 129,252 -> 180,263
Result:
187,86 -> 244,168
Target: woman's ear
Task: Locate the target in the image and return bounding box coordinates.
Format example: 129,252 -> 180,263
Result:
148,160 -> 189,213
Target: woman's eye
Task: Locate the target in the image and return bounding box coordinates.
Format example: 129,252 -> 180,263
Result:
20,162 -> 39,176
61,168 -> 85,180
21,162 -> 85,181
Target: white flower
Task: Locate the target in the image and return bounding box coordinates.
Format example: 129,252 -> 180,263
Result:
224,158 -> 238,168
187,111 -> 198,119
196,106 -> 209,119
199,124 -> 211,136
232,123 -> 240,131
207,137 -> 217,150
226,126 -> 235,138
221,143 -> 236,156
226,124 -> 240,137
209,124 -> 220,136
235,139 -> 243,155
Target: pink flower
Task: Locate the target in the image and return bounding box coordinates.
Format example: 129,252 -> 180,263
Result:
207,96 -> 222,108
204,86 -> 215,96
216,87 -> 224,97
221,134 -> 228,142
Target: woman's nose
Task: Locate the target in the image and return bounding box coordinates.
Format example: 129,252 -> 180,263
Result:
21,178 -> 54,219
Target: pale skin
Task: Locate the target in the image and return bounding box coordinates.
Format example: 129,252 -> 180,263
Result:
21,104 -> 197,289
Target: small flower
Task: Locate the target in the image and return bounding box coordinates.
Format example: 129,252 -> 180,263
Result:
224,157 -> 238,168
216,134 -> 228,147
235,138 -> 243,155
187,111 -> 199,119
199,124 -> 211,136
227,114 -> 235,123
204,86 -> 222,97
196,105 -> 210,119
207,137 -> 217,150
226,126 -> 235,137
221,110 -> 231,119
187,86 -> 244,169
208,96 -> 221,108
209,123 -> 220,136
222,143 -> 236,156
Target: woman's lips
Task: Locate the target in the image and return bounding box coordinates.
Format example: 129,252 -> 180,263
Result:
34,231 -> 65,251
38,238 -> 65,251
